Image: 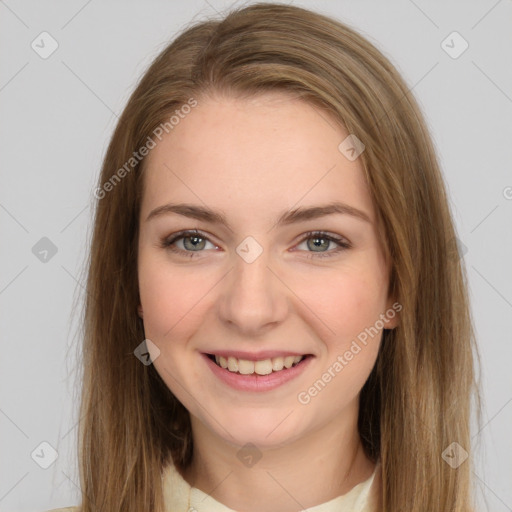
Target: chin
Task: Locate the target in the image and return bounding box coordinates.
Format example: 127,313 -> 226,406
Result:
209,407 -> 309,449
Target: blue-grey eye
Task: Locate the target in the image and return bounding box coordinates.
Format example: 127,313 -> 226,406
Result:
182,234 -> 207,251
306,236 -> 331,252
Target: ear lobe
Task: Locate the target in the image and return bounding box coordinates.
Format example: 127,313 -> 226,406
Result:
138,305 -> 144,319
384,314 -> 399,330
383,299 -> 401,330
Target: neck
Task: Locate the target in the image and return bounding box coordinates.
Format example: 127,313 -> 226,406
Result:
180,400 -> 376,512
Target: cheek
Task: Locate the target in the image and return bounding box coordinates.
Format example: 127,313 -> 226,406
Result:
313,278 -> 385,392
138,258 -> 207,392
138,253 -> 203,341
308,272 -> 387,333
298,261 -> 388,369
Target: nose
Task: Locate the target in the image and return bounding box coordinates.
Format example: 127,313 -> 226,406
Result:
217,245 -> 289,335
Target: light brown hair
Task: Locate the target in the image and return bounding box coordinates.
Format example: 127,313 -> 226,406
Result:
75,3 -> 483,511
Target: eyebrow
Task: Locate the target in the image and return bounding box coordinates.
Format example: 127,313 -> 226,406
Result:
145,201 -> 371,229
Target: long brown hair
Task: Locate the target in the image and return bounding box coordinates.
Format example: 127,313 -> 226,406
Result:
75,3 -> 483,511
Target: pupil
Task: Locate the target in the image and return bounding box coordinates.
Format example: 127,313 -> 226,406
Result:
185,236 -> 204,251
310,237 -> 327,251
184,236 -> 328,252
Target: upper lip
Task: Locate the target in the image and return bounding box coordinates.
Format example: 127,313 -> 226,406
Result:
204,350 -> 311,361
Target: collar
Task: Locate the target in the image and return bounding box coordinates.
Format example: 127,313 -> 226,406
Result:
162,460 -> 380,511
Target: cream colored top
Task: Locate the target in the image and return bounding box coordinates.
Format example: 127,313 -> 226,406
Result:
46,460 -> 381,512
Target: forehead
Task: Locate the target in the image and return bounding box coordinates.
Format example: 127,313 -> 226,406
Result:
140,92 -> 375,224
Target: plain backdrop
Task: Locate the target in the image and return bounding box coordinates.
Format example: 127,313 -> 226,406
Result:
1,1 -> 511,511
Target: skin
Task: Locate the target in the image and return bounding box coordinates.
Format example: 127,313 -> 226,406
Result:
137,91 -> 398,512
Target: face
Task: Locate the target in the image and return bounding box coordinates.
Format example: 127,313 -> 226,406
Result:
137,91 -> 398,450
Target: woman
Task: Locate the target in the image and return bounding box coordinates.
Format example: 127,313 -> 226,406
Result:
49,3 -> 482,511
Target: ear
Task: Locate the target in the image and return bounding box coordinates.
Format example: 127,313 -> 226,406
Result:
383,298 -> 401,329
138,304 -> 144,319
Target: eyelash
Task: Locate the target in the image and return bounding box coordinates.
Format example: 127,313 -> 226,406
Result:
160,229 -> 351,259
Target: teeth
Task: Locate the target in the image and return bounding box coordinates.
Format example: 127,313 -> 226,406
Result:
238,359 -> 255,375
254,359 -> 273,375
213,354 -> 305,375
284,356 -> 296,369
272,357 -> 285,371
227,356 -> 238,372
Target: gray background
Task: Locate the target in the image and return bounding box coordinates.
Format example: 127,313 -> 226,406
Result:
1,1 -> 511,511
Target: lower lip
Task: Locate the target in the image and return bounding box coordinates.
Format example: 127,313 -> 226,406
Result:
202,353 -> 313,392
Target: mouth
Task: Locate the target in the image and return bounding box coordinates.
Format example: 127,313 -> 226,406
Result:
205,353 -> 312,376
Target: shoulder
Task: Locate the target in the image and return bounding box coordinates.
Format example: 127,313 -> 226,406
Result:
366,462 -> 382,512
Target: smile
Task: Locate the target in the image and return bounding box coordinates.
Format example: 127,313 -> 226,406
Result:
209,354 -> 305,375
202,352 -> 314,392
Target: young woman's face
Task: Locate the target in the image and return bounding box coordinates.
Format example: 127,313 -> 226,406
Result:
137,91 -> 397,449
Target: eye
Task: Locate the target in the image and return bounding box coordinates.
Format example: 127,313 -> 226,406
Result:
160,229 -> 351,259
160,230 -> 217,258
294,231 -> 351,259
